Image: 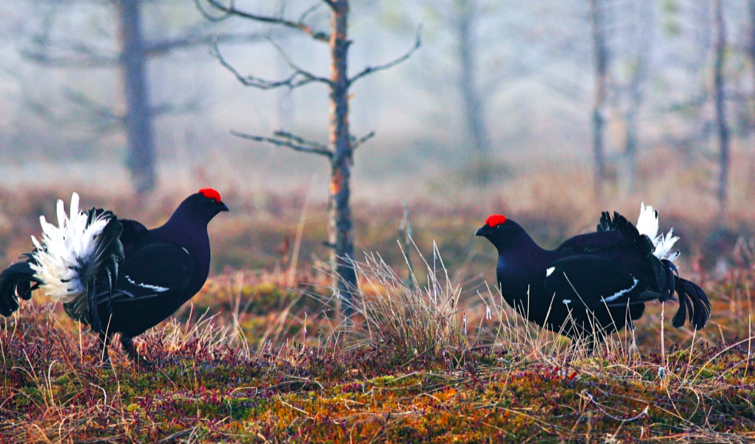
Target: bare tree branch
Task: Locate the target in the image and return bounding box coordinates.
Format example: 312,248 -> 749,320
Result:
299,2 -> 326,23
146,31 -> 275,56
191,0 -> 234,22
211,40 -> 331,89
273,130 -> 329,151
62,87 -> 121,122
267,36 -> 329,82
24,26 -> 276,65
231,129 -> 333,158
194,0 -> 330,42
27,88 -> 121,140
348,26 -> 422,86
151,101 -> 201,116
19,43 -> 118,68
350,131 -> 374,150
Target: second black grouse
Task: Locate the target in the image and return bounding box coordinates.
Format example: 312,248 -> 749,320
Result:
476,204 -> 710,342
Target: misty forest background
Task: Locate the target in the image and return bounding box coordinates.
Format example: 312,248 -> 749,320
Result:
0,0 -> 754,285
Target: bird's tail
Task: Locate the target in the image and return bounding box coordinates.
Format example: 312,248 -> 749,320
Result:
0,259 -> 42,316
2,193 -> 124,332
672,276 -> 711,330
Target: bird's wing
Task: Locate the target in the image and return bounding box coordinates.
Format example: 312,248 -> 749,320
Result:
596,211 -> 655,257
118,219 -> 149,255
103,242 -> 194,304
543,255 -> 656,310
556,211 -> 656,257
555,231 -> 623,254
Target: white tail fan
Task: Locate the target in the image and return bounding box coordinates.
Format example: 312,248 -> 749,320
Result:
29,193 -> 110,303
637,202 -> 680,262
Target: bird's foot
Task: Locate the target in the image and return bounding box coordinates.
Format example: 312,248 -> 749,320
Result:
121,336 -> 153,368
97,332 -> 112,369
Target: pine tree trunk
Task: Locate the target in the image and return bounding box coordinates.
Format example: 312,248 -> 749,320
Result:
116,0 -> 156,194
714,0 -> 729,215
590,0 -> 608,197
328,0 -> 357,307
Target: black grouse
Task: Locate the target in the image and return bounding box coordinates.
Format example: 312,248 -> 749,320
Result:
0,189 -> 228,365
476,204 -> 711,344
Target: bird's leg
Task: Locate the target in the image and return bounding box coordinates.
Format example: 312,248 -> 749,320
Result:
97,332 -> 112,368
121,336 -> 152,367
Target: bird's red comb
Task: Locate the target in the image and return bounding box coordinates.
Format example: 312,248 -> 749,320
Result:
199,188 -> 222,203
485,214 -> 507,228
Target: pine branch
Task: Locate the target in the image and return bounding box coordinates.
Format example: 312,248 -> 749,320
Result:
194,0 -> 330,42
231,130 -> 333,158
212,41 -> 331,90
349,26 -> 422,86
273,130 -> 329,151
350,131 -> 375,151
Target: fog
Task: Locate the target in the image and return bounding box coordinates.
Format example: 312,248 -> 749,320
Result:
0,0 -> 752,209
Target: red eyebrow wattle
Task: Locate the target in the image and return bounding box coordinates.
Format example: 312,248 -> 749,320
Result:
485,214 -> 507,227
198,188 -> 221,202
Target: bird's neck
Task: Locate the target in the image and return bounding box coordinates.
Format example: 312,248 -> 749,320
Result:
153,219 -> 211,266
495,234 -> 555,298
154,219 -> 212,295
496,229 -> 546,257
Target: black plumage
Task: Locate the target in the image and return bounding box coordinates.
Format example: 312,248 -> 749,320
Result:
0,189 -> 228,365
476,211 -> 711,344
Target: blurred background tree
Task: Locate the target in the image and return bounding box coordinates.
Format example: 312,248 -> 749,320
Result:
14,0 -> 269,194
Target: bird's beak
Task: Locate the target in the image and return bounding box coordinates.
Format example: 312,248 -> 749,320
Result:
219,202 -> 230,212
475,225 -> 489,237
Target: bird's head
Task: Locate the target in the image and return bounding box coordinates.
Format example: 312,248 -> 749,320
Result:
476,214 -> 529,251
173,188 -> 230,224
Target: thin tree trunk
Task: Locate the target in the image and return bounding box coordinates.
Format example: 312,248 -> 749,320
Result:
456,0 -> 491,184
328,0 -> 357,307
117,0 -> 156,194
590,0 -> 608,197
714,0 -> 729,215
623,95 -> 639,193
621,0 -> 652,194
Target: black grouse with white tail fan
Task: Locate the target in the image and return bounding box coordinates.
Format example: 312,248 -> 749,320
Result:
476,204 -> 711,344
0,189 -> 229,365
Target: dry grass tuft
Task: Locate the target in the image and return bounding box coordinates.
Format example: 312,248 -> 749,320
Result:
339,246 -> 470,360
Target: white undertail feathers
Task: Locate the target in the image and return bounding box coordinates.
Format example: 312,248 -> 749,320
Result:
637,203 -> 680,262
29,193 -> 110,303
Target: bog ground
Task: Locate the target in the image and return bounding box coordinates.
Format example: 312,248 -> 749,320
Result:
1,184 -> 755,443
